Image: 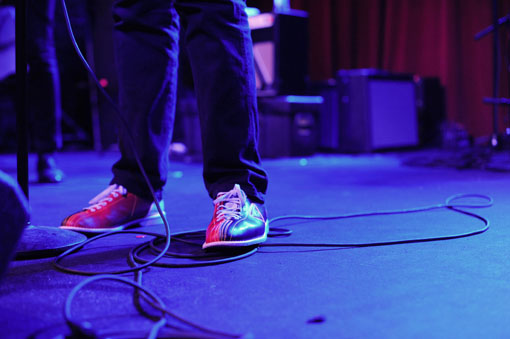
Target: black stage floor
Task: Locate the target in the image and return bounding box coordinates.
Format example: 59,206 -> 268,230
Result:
0,150 -> 509,338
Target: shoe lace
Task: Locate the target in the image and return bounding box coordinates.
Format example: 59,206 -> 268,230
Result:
86,184 -> 127,212
214,184 -> 246,221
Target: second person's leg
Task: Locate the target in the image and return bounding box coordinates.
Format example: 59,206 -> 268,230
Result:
61,0 -> 180,233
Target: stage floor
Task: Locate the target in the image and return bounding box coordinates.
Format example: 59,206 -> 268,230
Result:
1,150 -> 509,338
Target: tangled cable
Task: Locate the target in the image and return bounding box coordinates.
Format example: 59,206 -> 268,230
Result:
56,0 -> 493,337
57,193 -> 492,338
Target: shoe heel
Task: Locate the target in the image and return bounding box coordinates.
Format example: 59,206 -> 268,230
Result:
139,201 -> 166,227
140,214 -> 165,227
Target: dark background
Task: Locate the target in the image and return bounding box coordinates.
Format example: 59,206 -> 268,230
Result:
2,0 -> 509,150
284,0 -> 510,140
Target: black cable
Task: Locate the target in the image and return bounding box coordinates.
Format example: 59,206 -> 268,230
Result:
262,194 -> 492,248
267,193 -> 492,224
64,275 -> 167,339
131,236 -> 258,268
57,0 -> 172,276
54,230 -> 171,276
59,193 -> 491,338
54,229 -> 259,274
56,1 -> 494,338
263,207 -> 489,249
54,194 -> 491,269
54,194 -> 492,273
57,2 -> 244,338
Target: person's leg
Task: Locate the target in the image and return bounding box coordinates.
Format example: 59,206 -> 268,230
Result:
61,0 -> 180,233
110,0 -> 180,201
176,0 -> 268,204
27,0 -> 64,183
176,0 -> 269,248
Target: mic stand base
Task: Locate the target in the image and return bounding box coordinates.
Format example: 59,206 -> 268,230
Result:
16,225 -> 86,260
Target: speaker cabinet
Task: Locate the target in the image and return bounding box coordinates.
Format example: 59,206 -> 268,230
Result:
336,69 -> 419,153
258,95 -> 322,158
249,10 -> 308,96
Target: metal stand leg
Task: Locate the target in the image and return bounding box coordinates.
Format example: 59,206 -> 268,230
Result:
15,0 -> 86,260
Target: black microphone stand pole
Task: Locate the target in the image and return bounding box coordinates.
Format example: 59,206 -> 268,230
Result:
475,0 -> 510,148
491,0 -> 500,147
15,0 -> 86,259
16,0 -> 29,194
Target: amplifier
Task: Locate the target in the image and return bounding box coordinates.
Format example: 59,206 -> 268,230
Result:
249,10 -> 309,96
258,95 -> 322,158
336,69 -> 419,153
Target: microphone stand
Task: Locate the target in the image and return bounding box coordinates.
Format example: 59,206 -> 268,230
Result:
15,0 -> 86,259
475,0 -> 510,149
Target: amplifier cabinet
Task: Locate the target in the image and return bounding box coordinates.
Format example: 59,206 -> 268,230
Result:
249,10 -> 309,96
337,69 -> 419,153
258,96 -> 322,158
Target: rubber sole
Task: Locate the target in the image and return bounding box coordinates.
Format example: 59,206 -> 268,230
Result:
60,213 -> 165,234
202,221 -> 269,249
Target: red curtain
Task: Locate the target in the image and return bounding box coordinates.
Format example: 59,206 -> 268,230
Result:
287,0 -> 510,138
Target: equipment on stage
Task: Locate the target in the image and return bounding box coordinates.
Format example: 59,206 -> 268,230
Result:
258,95 -> 322,158
248,8 -> 320,158
475,0 -> 510,149
10,0 -> 495,337
249,10 -> 308,96
335,69 -> 419,153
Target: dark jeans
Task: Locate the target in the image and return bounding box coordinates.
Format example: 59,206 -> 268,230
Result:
27,0 -> 62,154
110,0 -> 268,203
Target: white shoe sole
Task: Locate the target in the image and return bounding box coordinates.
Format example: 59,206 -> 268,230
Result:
202,221 -> 268,249
60,202 -> 165,234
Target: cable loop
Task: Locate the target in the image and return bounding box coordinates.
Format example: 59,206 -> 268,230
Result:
444,193 -> 494,208
56,0 -> 493,337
